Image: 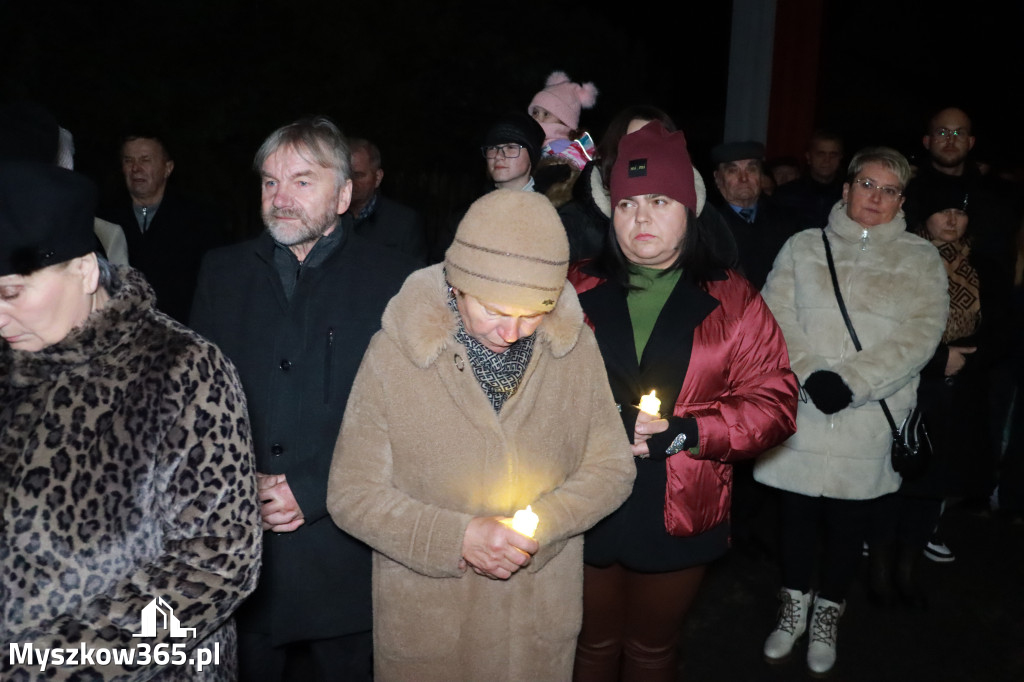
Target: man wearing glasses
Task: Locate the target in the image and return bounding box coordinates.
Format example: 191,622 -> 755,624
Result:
906,107 -> 1018,285
480,110 -> 545,192
429,111 -> 545,262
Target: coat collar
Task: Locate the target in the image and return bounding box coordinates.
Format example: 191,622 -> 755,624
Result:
3,267 -> 154,388
825,200 -> 907,246
577,272 -> 720,378
585,162 -> 612,220
253,213 -> 353,263
381,264 -> 585,369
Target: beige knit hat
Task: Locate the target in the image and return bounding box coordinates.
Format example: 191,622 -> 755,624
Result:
445,190 -> 569,312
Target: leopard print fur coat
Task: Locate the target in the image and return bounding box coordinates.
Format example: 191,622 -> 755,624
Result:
1,267 -> 262,681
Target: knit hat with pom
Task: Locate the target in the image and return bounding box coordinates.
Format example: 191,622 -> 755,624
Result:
528,71 -> 598,133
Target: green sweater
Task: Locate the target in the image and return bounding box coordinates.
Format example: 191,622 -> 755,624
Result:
627,265 -> 682,363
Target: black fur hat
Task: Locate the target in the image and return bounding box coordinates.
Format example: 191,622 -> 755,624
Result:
0,161 -> 97,276
482,111 -> 546,169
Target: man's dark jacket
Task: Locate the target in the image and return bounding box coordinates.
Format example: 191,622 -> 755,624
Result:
772,175 -> 844,230
352,194 -> 427,264
99,188 -> 229,324
717,198 -> 800,290
189,219 -> 418,645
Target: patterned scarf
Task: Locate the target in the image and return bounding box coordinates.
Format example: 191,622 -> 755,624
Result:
933,239 -> 981,343
447,291 -> 535,413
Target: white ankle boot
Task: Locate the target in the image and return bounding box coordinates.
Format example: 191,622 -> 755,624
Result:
763,587 -> 811,663
806,595 -> 845,677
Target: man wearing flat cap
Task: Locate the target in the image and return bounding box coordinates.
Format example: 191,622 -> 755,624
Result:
711,140 -> 800,290
710,140 -> 801,564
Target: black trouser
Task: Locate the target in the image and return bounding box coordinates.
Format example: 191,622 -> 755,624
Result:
776,490 -> 873,603
867,492 -> 942,549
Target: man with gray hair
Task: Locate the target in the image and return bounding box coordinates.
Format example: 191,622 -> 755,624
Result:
190,116 -> 418,681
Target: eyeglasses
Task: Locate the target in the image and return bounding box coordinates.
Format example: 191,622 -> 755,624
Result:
481,144 -> 524,159
853,177 -> 903,201
932,127 -> 969,139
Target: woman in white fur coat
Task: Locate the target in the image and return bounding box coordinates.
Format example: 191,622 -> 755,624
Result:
753,147 -> 949,677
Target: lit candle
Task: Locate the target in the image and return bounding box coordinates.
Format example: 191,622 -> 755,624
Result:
510,505 -> 539,538
639,390 -> 661,416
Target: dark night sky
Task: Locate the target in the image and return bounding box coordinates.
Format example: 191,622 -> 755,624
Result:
2,0 -> 1022,238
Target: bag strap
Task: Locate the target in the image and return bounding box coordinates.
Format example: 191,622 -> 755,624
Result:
821,230 -> 900,435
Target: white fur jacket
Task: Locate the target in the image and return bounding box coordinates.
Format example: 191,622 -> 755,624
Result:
755,204 -> 949,499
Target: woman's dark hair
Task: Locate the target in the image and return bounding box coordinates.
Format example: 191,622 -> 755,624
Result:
594,202 -> 735,289
597,105 -> 677,188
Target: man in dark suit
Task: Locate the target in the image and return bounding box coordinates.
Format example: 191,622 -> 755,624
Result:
348,137 -> 427,263
190,116 -> 419,682
99,132 -> 228,323
710,140 -> 800,290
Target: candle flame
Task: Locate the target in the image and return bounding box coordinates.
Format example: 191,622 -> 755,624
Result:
510,505 -> 539,538
639,390 -> 661,416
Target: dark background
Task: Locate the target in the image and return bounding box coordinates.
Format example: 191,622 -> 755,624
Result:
2,0 -> 1022,242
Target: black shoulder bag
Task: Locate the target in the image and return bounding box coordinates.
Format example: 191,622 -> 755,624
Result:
821,230 -> 932,479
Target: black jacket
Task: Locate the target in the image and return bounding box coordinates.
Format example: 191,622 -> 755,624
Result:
99,188 -> 229,324
905,165 -> 1022,294
772,175 -> 844,230
557,160 -> 612,264
189,220 -> 419,644
352,194 -> 428,264
902,249 -> 1012,499
716,198 -> 800,290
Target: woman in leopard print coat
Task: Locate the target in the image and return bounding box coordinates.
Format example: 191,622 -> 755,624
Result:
0,162 -> 262,681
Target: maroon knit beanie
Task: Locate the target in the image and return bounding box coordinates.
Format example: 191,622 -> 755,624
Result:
609,120 -> 697,212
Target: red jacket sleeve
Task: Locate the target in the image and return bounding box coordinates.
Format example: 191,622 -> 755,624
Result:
683,279 -> 798,462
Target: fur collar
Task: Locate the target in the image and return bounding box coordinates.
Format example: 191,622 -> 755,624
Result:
3,267 -> 154,388
587,163 -> 612,220
381,264 -> 585,369
826,200 -> 908,246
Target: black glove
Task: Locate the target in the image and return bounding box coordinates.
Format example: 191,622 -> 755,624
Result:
645,417 -> 699,461
803,370 -> 852,415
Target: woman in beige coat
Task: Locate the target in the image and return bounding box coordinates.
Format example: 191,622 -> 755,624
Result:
327,189 -> 635,681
